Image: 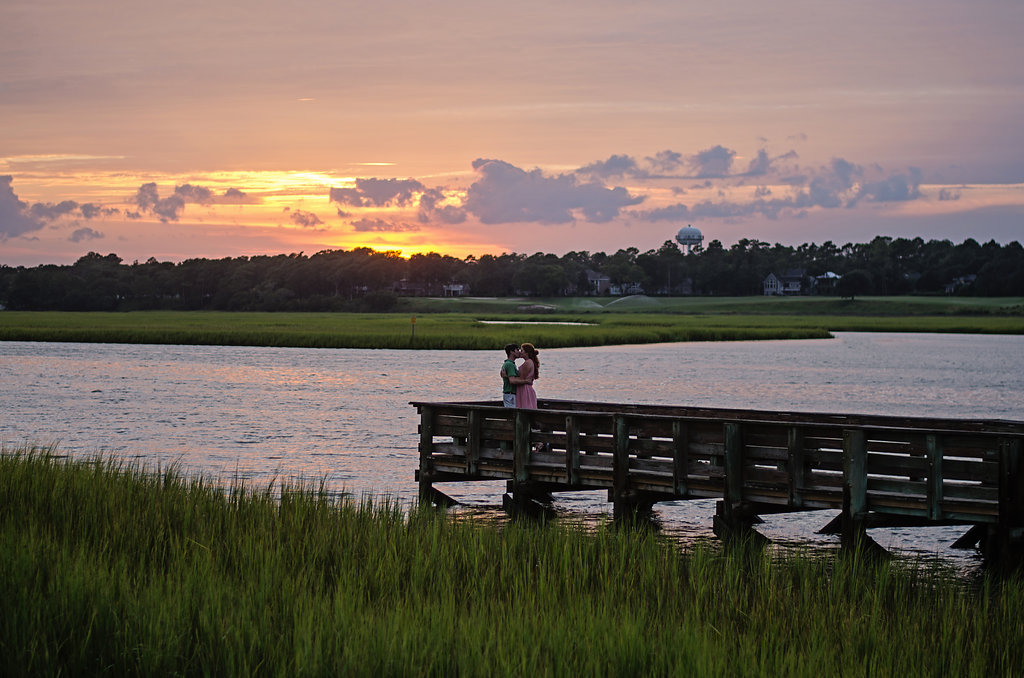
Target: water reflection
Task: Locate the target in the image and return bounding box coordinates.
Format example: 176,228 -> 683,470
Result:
2,332 -> 1022,571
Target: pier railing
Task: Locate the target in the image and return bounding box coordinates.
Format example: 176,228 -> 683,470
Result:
412,398 -> 1024,563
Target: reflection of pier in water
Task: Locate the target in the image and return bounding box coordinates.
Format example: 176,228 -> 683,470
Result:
412,399 -> 1024,567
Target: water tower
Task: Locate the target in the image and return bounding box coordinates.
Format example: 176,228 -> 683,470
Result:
675,224 -> 704,253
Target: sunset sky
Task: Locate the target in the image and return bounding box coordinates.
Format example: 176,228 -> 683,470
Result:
3,0 -> 1023,267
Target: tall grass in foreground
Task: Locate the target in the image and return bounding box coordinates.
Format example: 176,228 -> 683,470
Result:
2,448 -> 1022,677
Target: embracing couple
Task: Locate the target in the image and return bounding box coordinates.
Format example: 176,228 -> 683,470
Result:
500,343 -> 540,409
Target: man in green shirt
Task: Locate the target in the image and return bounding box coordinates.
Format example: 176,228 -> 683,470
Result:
500,343 -> 521,407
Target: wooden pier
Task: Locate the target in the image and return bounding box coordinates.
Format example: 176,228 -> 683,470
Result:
412,398 -> 1024,565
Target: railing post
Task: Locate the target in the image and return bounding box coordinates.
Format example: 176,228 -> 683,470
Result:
788,426 -> 805,508
926,434 -> 943,521
723,422 -> 743,508
842,429 -> 868,547
612,414 -> 630,517
565,415 -> 580,486
418,405 -> 435,502
513,410 -> 531,485
672,420 -> 689,497
992,436 -> 1024,567
713,422 -> 742,536
466,409 -> 481,475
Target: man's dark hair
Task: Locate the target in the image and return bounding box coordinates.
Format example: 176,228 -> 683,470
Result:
504,343 -> 520,356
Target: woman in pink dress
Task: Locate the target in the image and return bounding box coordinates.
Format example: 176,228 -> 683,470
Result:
514,343 -> 539,409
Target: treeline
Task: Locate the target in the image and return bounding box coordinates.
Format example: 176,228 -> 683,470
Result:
1,236 -> 1022,311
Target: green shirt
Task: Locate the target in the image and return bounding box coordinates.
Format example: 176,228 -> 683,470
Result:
501,358 -> 518,394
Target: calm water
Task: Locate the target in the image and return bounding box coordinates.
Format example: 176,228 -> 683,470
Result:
3,332 -> 1023,568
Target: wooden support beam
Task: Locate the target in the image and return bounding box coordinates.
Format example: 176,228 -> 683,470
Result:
991,437 -> 1024,567
424,486 -> 459,508
713,500 -> 769,545
566,414 -> 580,486
788,426 -> 805,508
723,422 -> 743,508
926,434 -> 943,521
672,419 -> 689,497
951,524 -> 986,550
612,414 -> 630,517
466,409 -> 481,475
417,405 -> 435,502
841,429 -> 868,547
714,424 -> 768,542
513,410 -> 531,485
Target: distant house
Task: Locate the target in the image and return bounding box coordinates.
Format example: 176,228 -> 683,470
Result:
763,269 -> 807,295
585,269 -> 611,295
944,274 -> 977,294
609,281 -> 644,296
393,279 -> 426,296
814,271 -> 841,295
441,283 -> 467,297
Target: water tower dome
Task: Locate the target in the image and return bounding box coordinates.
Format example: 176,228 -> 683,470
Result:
675,225 -> 704,251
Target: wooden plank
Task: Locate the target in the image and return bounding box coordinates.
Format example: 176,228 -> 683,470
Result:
742,429 -> 791,447
743,467 -> 791,485
577,435 -> 615,454
689,442 -> 726,459
867,478 -> 926,497
943,483 -> 999,502
942,458 -> 999,483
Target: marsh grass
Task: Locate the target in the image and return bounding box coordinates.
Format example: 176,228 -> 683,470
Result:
3,307 -> 1023,351
2,448 -> 1022,676
0,310 -> 834,349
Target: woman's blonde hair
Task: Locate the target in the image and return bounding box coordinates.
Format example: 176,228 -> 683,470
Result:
520,342 -> 539,378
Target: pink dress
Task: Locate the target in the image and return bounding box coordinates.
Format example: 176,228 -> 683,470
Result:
516,359 -> 538,409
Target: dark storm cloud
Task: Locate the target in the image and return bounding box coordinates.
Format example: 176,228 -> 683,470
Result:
133,182 -> 184,221
577,147 -> 797,182
174,184 -> 215,204
329,178 -> 425,207
417,188 -> 466,224
851,168 -> 923,204
219,187 -> 257,204
576,154 -> 642,179
645,150 -> 686,174
288,209 -> 324,228
79,203 -> 120,219
690,145 -> 736,178
351,218 -> 421,232
634,158 -> 927,222
744,149 -> 799,176
463,158 -> 643,225
131,182 -> 258,222
28,200 -> 80,221
1,176 -> 121,239
0,175 -> 43,239
69,227 -> 104,242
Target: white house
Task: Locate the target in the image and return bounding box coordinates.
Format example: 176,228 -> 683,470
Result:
763,269 -> 807,295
